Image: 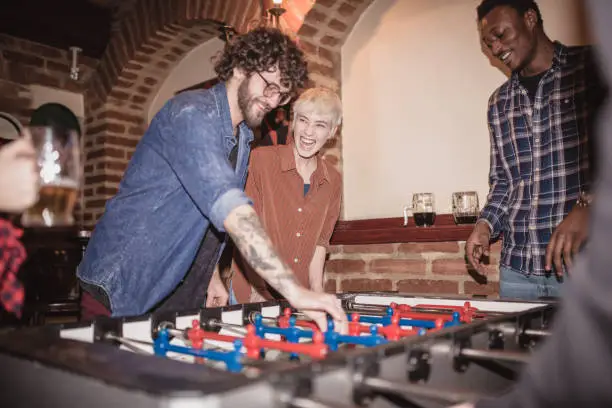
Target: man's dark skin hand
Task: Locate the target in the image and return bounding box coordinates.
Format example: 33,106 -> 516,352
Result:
466,221 -> 492,274
545,205 -> 590,275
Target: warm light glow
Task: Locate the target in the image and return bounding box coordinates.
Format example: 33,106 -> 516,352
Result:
251,0 -> 312,35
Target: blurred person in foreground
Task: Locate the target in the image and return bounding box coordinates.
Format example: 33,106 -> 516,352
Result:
0,134 -> 38,317
452,0 -> 612,407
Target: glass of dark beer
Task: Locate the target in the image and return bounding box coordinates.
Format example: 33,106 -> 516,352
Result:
452,191 -> 479,224
21,126 -> 80,227
403,193 -> 436,227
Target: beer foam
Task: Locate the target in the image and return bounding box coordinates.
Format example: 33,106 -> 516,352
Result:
44,178 -> 79,189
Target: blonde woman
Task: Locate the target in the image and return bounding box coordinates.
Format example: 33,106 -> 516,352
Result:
226,87 -> 343,304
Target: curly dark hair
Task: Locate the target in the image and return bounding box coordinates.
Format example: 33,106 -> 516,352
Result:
214,27 -> 308,94
477,0 -> 543,27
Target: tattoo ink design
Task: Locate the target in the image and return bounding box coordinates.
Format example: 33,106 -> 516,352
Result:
227,207 -> 300,296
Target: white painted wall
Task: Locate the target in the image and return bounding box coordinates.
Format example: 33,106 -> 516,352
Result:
341,0 -> 589,220
148,38 -> 225,122
29,84 -> 84,120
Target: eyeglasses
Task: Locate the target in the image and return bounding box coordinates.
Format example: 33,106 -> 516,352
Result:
255,71 -> 293,105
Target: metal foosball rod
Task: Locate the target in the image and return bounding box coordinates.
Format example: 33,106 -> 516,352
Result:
253,314 -> 281,326
412,302 -> 508,318
249,309 -> 320,331
432,340 -> 531,364
165,327 -> 190,339
344,300 -> 506,318
343,303 -> 459,322
289,396 -> 361,408
523,329 -> 551,337
459,348 -> 531,364
205,319 -> 248,335
344,299 -> 466,313
490,324 -> 551,338
156,321 -> 240,344
105,331 -> 242,356
358,376 -> 480,404
165,319 -> 329,360
343,301 -> 390,314
104,333 -> 154,355
105,331 -> 248,368
106,330 -> 235,354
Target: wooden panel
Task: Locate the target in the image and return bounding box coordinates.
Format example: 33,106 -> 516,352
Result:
330,214 -> 475,245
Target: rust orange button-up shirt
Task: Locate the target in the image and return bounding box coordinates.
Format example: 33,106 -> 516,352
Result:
231,140 -> 342,303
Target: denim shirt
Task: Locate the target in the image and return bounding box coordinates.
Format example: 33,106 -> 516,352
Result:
77,83 -> 254,317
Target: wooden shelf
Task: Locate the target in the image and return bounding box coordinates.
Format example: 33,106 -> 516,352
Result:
330,214 -> 474,245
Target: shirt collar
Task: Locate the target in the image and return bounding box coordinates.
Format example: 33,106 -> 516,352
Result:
551,41 -> 568,68
279,136 -> 330,184
212,82 -> 254,145
510,41 -> 567,84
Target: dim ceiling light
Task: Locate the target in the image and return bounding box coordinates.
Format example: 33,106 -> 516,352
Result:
268,0 -> 286,27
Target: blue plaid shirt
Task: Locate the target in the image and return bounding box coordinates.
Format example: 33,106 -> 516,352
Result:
479,42 -> 605,276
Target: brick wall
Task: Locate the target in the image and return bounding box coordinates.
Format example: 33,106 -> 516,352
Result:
80,0 -> 374,227
82,23 -> 221,224
1,34 -> 98,222
0,34 -> 97,125
82,0 -> 266,226
324,241 -> 501,297
1,2 -> 499,298
1,1 -> 376,226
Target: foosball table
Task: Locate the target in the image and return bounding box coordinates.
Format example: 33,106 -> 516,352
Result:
0,292 -> 556,408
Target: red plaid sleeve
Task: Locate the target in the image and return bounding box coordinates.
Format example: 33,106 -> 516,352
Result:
0,219 -> 26,317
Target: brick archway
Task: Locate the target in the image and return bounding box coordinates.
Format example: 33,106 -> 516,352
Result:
82,0 -> 374,227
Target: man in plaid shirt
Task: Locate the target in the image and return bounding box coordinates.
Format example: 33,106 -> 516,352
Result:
466,0 -> 607,300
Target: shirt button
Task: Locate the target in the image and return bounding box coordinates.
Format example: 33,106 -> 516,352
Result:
296,232 -> 301,237
535,138 -> 540,142
529,225 -> 537,231
298,208 -> 303,212
294,257 -> 299,263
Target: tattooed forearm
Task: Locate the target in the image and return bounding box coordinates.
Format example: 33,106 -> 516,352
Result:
225,204 -> 302,297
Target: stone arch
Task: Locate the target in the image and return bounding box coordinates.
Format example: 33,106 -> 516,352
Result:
82,0 -> 374,227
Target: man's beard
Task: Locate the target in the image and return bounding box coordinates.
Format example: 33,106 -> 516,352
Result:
238,78 -> 269,128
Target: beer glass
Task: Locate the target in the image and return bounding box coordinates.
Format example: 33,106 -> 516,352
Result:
452,191 -> 479,225
403,193 -> 436,227
21,126 -> 80,227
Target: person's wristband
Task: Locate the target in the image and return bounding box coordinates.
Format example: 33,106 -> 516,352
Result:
576,192 -> 593,208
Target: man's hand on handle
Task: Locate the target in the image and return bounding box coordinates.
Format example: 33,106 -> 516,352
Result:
285,287 -> 347,333
466,221 -> 492,274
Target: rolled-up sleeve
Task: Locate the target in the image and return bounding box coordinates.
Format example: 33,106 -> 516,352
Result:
209,188 -> 252,231
156,101 -> 251,232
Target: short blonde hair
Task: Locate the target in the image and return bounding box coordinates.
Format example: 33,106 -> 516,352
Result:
292,87 -> 342,128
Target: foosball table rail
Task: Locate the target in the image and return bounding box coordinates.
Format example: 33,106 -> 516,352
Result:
0,293 -> 556,408
264,301 -> 555,408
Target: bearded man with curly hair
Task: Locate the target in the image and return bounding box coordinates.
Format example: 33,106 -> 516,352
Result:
77,27 -> 348,331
